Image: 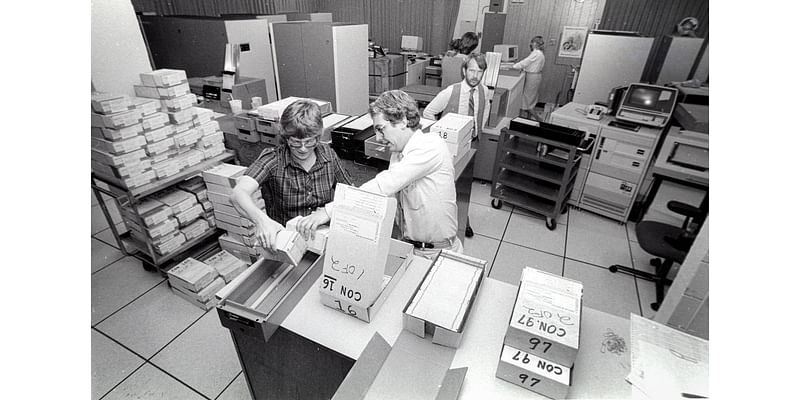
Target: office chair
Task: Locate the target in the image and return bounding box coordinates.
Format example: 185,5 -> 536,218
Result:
609,196 -> 708,311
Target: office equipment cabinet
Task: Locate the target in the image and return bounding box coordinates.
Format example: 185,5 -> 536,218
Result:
549,102 -> 661,222
140,15 -> 286,104
490,119 -> 585,230
270,22 -> 368,115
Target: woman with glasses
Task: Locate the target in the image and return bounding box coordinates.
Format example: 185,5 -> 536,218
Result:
230,99 -> 352,251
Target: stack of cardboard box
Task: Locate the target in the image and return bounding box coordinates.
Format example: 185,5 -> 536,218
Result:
203,249 -> 249,283
495,267 -> 584,399
202,163 -> 264,263
429,113 -> 474,164
91,93 -> 157,190
91,68 -> 228,189
167,257 -> 225,310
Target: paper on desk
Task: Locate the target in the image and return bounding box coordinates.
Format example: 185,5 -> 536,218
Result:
406,257 -> 481,331
627,314 -> 709,399
345,113 -> 374,130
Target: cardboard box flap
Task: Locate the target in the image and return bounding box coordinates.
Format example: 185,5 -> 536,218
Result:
435,367 -> 468,400
331,333 -> 392,400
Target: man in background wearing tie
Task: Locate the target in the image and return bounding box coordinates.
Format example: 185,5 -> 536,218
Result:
422,53 -> 490,238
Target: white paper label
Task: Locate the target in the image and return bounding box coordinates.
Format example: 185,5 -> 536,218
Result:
500,345 -> 570,385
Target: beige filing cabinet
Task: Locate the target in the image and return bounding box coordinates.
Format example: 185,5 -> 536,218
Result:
550,102 -> 661,222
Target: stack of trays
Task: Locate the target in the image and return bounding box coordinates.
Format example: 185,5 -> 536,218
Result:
92,68 -> 229,189
203,250 -> 249,283
167,257 -> 225,310
495,267 -> 584,399
429,113 -> 474,164
202,163 -> 264,263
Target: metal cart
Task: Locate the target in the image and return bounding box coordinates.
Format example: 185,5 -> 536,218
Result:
490,119 -> 593,230
91,151 -> 235,272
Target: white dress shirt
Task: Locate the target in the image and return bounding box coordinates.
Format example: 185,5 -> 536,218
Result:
422,82 -> 491,134
359,129 -> 458,243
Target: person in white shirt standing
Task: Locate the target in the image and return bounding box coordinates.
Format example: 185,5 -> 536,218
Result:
295,90 -> 462,257
512,36 -> 546,120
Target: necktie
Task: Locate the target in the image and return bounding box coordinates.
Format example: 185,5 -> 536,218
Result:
468,88 -> 475,117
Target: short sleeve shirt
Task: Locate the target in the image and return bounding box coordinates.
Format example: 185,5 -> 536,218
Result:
244,143 -> 352,225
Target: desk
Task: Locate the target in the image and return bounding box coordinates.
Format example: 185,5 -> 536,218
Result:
225,257 -> 636,399
639,127 -> 708,222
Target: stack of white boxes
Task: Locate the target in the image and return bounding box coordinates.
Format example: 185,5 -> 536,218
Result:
177,176 -> 216,228
495,267 -> 584,399
430,112 -> 474,164
202,163 -> 265,263
203,249 -> 249,283
91,68 -> 228,189
91,93 -> 157,190
167,257 -> 225,310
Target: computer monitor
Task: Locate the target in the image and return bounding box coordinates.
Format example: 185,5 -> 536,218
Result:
615,83 -> 679,128
401,35 -> 423,52
493,44 -> 518,62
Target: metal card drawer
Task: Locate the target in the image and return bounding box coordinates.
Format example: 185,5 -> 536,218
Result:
234,115 -> 256,131
256,118 -> 280,134
364,135 -> 392,161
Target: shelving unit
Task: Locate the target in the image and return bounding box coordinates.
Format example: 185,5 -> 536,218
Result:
490,121 -> 589,230
91,151 -> 235,272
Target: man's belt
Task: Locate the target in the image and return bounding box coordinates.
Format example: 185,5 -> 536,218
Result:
403,237 -> 455,249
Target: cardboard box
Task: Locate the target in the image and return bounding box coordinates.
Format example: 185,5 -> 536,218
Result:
91,124 -> 143,142
218,233 -> 260,256
91,158 -> 147,179
192,107 -> 214,126
167,108 -> 194,125
204,250 -> 248,283
132,97 -> 161,116
224,230 -> 258,247
91,135 -> 146,155
128,198 -> 174,227
256,96 -> 304,121
504,268 -> 583,367
91,148 -> 147,168
202,163 -> 246,188
181,217 -> 210,240
141,112 -> 170,132
134,82 -> 191,99
91,163 -> 154,190
144,216 -> 179,240
196,120 -> 221,137
175,203 -> 204,227
215,219 -> 258,236
446,132 -> 473,164
143,124 -> 175,144
167,257 -> 218,292
91,93 -> 133,114
200,199 -> 214,213
171,284 -> 219,311
160,93 -> 196,112
154,232 -> 187,255
140,69 -> 188,88
212,198 -> 263,216
173,128 -> 202,148
150,149 -> 178,165
213,209 -> 253,228
145,137 -> 177,157
198,131 -> 224,148
156,189 -> 198,214
430,113 -> 474,144
202,143 -> 227,159
173,121 -> 194,135
495,344 -> 572,399
91,108 -> 144,129
181,149 -> 205,167
286,215 -> 329,254
257,230 -> 307,267
402,251 -> 486,348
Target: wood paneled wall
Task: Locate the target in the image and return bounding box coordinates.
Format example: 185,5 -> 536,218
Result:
131,0 -> 318,16
599,0 -> 708,38
503,0 -> 606,105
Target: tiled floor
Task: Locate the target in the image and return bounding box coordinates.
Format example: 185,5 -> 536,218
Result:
90,180 -> 659,399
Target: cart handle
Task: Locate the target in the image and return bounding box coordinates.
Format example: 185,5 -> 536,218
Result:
577,137 -> 596,154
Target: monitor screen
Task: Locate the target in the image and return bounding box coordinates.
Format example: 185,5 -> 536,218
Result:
401,35 -> 422,51
622,84 -> 676,114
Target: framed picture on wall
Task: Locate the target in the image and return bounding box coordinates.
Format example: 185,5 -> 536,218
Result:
558,26 -> 588,59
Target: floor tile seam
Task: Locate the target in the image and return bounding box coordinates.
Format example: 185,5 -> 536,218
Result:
91,253 -> 126,277
497,239 -> 567,259
626,239 -> 646,317
92,326 -> 149,363
487,208 -> 514,277
92,229 -> 122,250
144,359 -> 214,400
562,255 -> 626,272
92,278 -> 168,327
147,310 -> 211,362
213,370 -> 244,400
97,361 -> 149,400
509,209 -> 569,226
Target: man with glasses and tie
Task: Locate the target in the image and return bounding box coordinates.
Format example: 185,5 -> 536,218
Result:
230,99 -> 352,251
422,52 -> 490,238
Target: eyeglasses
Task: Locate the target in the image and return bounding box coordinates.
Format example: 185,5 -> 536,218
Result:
287,137 -> 319,149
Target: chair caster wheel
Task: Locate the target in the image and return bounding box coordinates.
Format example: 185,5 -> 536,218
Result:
491,199 -> 503,209
546,218 -> 556,231
143,262 -> 157,272
465,225 -> 474,238
609,265 -> 619,273
650,302 -> 661,311
650,258 -> 662,267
